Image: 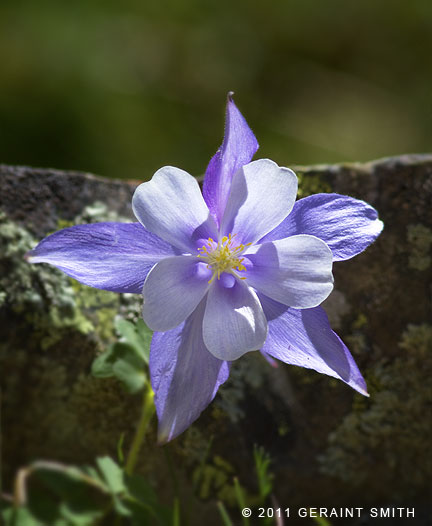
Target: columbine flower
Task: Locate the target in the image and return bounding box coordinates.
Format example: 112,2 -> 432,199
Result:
28,94 -> 383,442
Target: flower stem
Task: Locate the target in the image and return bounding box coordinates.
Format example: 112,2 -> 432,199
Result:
125,385 -> 155,476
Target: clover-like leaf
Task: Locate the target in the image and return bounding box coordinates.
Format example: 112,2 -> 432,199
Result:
96,456 -> 126,495
115,318 -> 151,364
112,342 -> 148,393
91,318 -> 151,393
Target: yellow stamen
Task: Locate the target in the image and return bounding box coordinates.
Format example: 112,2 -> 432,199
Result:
197,233 -> 248,283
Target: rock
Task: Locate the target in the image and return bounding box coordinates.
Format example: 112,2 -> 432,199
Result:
1,156 -> 431,518
0,164 -> 136,236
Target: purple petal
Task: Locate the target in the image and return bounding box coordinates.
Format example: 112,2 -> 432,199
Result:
142,256 -> 211,331
203,278 -> 268,360
259,294 -> 368,396
150,299 -> 230,443
244,235 -> 333,308
27,222 -> 176,293
220,159 -> 298,246
132,166 -> 218,253
203,94 -> 259,227
260,193 -> 384,261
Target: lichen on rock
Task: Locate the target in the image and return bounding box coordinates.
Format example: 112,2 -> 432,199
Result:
318,323 -> 432,500
0,207 -> 143,483
407,223 -> 432,271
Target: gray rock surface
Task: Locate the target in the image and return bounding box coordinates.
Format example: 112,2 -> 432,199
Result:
1,156 -> 431,521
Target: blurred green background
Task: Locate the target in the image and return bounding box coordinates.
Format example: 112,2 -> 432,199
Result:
1,0 -> 432,180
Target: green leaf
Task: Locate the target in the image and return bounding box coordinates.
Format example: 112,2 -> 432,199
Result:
1,506 -> 13,525
92,341 -> 147,393
217,501 -> 234,526
8,507 -> 42,526
111,344 -> 147,394
80,466 -> 106,487
59,502 -> 103,526
91,349 -> 115,378
115,318 -> 152,364
125,473 -> 158,504
115,318 -> 140,346
233,477 -> 249,526
135,319 -> 152,364
96,457 -> 126,495
172,497 -> 180,526
125,474 -> 173,526
117,432 -> 126,464
253,446 -> 273,500
91,317 -> 152,392
112,495 -> 132,517
32,468 -> 107,526
35,466 -> 105,499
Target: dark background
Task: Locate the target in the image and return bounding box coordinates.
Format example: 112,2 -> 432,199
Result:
1,0 -> 432,180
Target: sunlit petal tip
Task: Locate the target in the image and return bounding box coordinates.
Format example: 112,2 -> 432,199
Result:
358,386 -> 370,398
156,432 -> 169,446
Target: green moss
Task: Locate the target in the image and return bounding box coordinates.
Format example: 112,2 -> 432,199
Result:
0,203 -> 142,346
406,224 -> 432,271
399,323 -> 432,355
319,323 -> 432,498
71,281 -> 118,342
0,212 -> 94,348
0,342 -> 142,471
66,374 -> 142,456
77,201 -> 130,225
0,207 -> 148,481
352,313 -> 368,330
296,171 -> 332,198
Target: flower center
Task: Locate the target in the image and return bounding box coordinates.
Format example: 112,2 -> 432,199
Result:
197,233 -> 250,283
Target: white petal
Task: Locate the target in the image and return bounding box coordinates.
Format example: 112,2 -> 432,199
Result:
203,278 -> 268,360
244,234 -> 334,308
132,166 -> 218,253
220,159 -> 298,245
142,256 -> 210,331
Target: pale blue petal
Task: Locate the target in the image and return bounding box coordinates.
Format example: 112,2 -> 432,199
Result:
203,278 -> 268,360
142,256 -> 211,331
132,166 -> 218,253
27,222 -> 176,293
259,294 -> 368,396
260,193 -> 384,261
220,159 -> 298,245
150,299 -> 230,443
244,235 -> 334,308
203,94 -> 259,227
